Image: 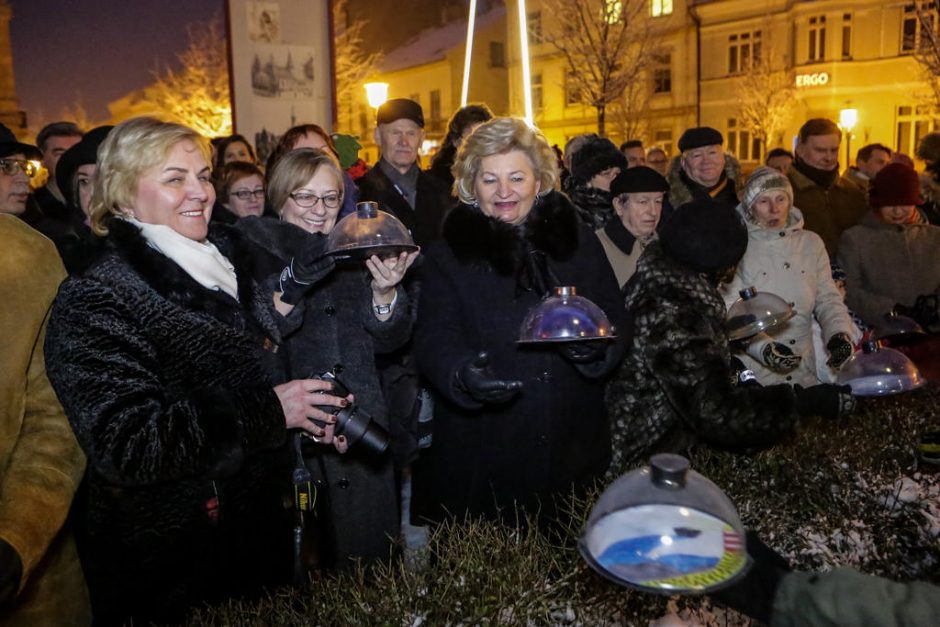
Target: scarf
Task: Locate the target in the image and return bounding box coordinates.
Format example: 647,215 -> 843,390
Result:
793,157 -> 839,189
124,217 -> 239,300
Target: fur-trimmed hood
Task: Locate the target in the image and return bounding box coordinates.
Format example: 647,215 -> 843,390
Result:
442,189 -> 579,277
666,153 -> 743,208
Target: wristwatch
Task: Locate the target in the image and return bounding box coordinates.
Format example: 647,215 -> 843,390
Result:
373,302 -> 393,315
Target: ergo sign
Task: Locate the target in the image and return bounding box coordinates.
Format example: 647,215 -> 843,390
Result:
796,72 -> 830,87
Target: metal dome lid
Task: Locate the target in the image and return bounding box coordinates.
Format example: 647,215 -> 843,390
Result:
872,311 -> 927,346
324,201 -> 418,260
726,286 -> 795,341
835,340 -> 926,396
579,454 -> 750,594
517,286 -> 616,344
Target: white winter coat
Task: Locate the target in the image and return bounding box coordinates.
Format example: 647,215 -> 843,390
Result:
722,206 -> 857,386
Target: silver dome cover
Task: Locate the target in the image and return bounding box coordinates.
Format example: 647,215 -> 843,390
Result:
325,201 -> 418,260
836,340 -> 926,396
517,286 -> 615,344
726,286 -> 795,341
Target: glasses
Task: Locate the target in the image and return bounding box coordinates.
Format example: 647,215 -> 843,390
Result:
231,188 -> 265,201
0,158 -> 39,177
289,191 -> 340,209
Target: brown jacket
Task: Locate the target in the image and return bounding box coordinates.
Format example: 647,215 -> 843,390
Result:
788,166 -> 868,258
0,216 -> 90,625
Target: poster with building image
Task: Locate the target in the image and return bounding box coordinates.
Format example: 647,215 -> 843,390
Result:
227,0 -> 334,163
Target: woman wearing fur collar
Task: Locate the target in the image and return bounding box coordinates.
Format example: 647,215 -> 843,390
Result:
43,118 -> 340,625
411,117 -> 628,525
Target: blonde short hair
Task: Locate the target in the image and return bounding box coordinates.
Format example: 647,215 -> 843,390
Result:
452,117 -> 558,204
89,117 -> 211,235
266,148 -> 344,215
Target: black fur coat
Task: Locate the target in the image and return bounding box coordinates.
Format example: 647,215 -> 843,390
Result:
44,219 -> 292,625
605,240 -> 800,476
412,191 -> 629,524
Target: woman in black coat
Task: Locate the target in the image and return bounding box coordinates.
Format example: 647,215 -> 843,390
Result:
43,118 -> 346,625
412,117 -> 628,525
238,148 -> 419,568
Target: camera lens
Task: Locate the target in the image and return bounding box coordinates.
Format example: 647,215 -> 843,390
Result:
335,406 -> 389,456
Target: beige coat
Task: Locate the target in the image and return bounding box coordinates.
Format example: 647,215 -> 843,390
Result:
595,224 -> 653,289
0,216 -> 90,625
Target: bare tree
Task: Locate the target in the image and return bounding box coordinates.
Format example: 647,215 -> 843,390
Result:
333,0 -> 383,134
540,0 -> 659,137
734,41 -> 795,151
611,66 -> 653,144
148,13 -> 232,137
913,2 -> 940,112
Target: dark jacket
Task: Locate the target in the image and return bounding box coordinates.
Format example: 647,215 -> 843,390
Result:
356,161 -> 452,247
568,184 -> 614,230
605,241 -> 800,476
788,163 -> 868,258
664,154 -> 743,223
44,219 -> 292,625
236,216 -> 414,566
412,192 -> 629,524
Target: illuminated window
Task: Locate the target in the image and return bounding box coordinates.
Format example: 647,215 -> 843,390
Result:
605,0 -> 623,24
652,53 -> 672,94
808,15 -> 826,62
902,2 -> 939,53
728,30 -> 762,74
842,13 -> 852,59
651,0 -> 673,17
896,105 -> 940,154
727,118 -> 762,162
565,71 -> 582,107
654,129 -> 673,156
527,11 -> 544,44
532,73 -> 543,112
490,41 -> 506,68
430,90 -> 441,124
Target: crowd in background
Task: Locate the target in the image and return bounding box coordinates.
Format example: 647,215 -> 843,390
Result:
1,93 -> 939,626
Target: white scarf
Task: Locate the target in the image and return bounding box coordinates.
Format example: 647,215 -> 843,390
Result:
124,217 -> 239,300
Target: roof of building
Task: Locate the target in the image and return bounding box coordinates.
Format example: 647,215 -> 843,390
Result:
379,5 -> 506,73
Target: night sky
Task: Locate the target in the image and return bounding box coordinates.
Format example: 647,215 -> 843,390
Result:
8,0 -> 224,124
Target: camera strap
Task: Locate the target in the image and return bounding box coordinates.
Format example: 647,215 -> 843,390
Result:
291,432 -> 317,513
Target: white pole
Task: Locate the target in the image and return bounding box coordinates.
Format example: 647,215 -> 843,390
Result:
461,0 -> 479,108
517,0 -> 533,125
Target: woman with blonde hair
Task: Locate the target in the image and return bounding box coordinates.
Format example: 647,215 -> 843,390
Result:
44,117 -> 348,625
412,117 -> 628,525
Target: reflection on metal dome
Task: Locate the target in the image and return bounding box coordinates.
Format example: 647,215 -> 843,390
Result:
872,311 -> 927,346
580,454 -> 750,594
325,201 -> 418,260
836,340 -> 925,396
517,286 -> 615,344
726,286 -> 795,341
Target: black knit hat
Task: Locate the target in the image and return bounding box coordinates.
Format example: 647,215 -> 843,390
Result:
570,136 -> 628,183
0,123 -> 39,159
659,198 -> 747,273
678,126 -> 724,153
376,98 -> 425,128
55,125 -> 114,207
609,166 -> 669,197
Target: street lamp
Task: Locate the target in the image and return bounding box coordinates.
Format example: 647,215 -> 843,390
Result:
839,107 -> 858,169
364,82 -> 389,111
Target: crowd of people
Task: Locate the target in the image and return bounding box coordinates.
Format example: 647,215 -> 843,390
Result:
1,94 -> 939,626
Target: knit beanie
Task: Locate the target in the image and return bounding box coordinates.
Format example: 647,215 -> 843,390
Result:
868,163 -> 923,208
741,166 -> 793,220
659,198 -> 748,273
570,136 -> 628,184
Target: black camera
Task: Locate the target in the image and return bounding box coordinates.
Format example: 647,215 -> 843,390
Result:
311,370 -> 389,456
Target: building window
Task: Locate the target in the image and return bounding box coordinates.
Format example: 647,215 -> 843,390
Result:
531,73 -> 543,112
604,0 -> 623,24
727,118 -> 762,162
652,53 -> 672,94
728,30 -> 762,74
654,129 -> 673,156
841,13 -> 852,59
527,11 -> 543,44
490,41 -> 506,68
808,15 -> 826,62
902,2 -> 939,52
651,0 -> 673,17
429,90 -> 441,124
896,105 -> 940,154
565,71 -> 582,107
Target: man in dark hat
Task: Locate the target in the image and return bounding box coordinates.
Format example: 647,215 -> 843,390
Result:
566,136 -> 628,229
0,123 -> 40,219
788,118 -> 867,257
664,126 -> 742,220
357,98 -> 450,247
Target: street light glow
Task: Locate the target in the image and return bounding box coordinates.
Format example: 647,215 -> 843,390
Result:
364,82 -> 389,110
517,0 -> 534,125
461,0 -> 478,108
839,108 -> 858,132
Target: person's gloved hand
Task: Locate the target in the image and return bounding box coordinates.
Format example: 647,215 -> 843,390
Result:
761,342 -> 801,373
278,234 -> 336,305
558,340 -> 607,364
710,531 -> 790,625
0,538 -> 22,609
729,357 -> 760,388
825,332 -> 854,369
455,351 -> 523,404
794,383 -> 856,419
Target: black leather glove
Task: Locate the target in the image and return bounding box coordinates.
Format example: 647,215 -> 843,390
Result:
0,538 -> 22,609
710,530 -> 790,625
558,340 -> 607,364
278,234 -> 336,305
729,357 -> 760,388
825,332 -> 854,369
455,351 -> 523,404
761,342 -> 801,373
794,383 -> 856,419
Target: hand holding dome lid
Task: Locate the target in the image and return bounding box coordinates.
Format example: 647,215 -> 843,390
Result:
517,286 -> 616,344
835,340 -> 925,396
726,287 -> 795,341
324,201 -> 418,261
